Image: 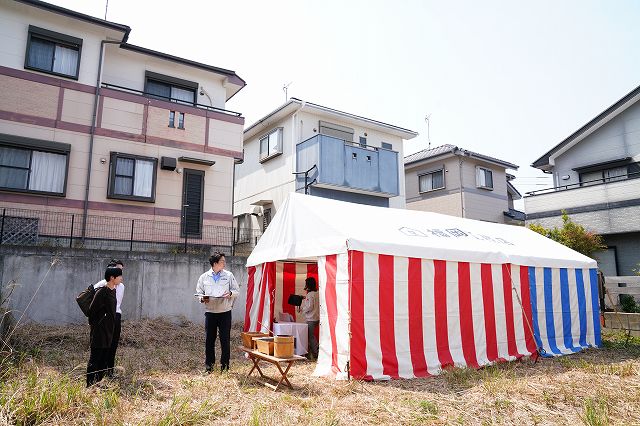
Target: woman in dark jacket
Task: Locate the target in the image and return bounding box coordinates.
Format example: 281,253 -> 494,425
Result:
86,267 -> 122,386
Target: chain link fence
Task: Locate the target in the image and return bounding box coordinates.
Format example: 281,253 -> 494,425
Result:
0,207 -> 261,256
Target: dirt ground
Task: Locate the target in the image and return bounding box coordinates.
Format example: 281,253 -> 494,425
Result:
1,319 -> 639,425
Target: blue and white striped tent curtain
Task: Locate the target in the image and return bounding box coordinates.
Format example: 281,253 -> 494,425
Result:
529,267 -> 601,356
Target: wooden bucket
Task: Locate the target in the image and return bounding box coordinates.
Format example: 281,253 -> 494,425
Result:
241,332 -> 268,349
274,335 -> 294,358
255,337 -> 274,355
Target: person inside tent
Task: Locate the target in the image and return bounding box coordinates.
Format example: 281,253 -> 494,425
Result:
298,277 -> 319,360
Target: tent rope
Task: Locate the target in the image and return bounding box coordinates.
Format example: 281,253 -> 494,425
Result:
504,264 -> 545,358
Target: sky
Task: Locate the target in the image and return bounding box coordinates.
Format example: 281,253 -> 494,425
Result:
48,0 -> 640,209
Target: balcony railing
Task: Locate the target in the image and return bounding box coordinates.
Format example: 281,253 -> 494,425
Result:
295,134 -> 399,197
0,207 -> 261,256
101,83 -> 242,117
525,171 -> 640,196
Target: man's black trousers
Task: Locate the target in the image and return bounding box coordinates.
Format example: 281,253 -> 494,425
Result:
205,310 -> 232,369
87,346 -> 108,386
106,312 -> 121,375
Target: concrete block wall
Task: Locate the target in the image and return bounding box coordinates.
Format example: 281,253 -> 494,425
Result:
0,246 -> 248,326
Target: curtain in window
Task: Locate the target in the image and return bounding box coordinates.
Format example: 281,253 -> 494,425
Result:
133,159 -> 154,197
432,171 -> 444,188
605,166 -> 628,182
419,174 -> 432,192
146,80 -> 171,99
28,38 -> 54,70
477,168 -> 493,188
29,151 -> 66,193
171,87 -> 194,104
114,157 -> 134,195
52,45 -> 78,76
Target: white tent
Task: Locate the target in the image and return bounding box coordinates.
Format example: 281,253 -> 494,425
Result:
245,193 -> 601,380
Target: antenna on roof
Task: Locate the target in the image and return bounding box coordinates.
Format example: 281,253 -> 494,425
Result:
425,113 -> 432,149
104,0 -> 109,20
283,82 -> 292,102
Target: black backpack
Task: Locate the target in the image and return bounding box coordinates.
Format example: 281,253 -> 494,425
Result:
76,284 -> 96,317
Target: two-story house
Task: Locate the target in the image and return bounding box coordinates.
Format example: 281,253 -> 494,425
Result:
234,98 -> 418,233
526,84 -> 640,276
404,144 -> 522,224
0,0 -> 245,247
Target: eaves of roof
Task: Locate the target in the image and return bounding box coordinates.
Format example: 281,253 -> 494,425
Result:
15,0 -> 131,42
244,98 -> 418,141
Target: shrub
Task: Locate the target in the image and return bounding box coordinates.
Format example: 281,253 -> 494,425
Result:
528,212 -> 606,257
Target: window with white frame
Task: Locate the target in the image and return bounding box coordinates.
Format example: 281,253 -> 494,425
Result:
476,166 -> 494,189
259,128 -> 283,161
418,169 -> 445,192
108,153 -> 157,202
0,143 -> 68,195
25,26 -> 82,79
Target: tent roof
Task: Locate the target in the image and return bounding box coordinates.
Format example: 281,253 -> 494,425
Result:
246,193 -> 597,269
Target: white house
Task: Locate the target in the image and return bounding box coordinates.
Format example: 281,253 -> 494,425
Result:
234,98 -> 418,233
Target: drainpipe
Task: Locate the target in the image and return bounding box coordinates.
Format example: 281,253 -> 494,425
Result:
231,155 -> 243,253
291,101 -> 307,188
455,147 -> 467,218
82,40 -> 122,242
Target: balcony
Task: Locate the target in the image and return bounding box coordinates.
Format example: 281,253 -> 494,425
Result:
524,173 -> 640,234
295,135 -> 399,197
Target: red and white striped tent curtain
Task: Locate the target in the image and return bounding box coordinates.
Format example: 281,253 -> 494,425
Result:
244,262 -> 318,332
245,251 -> 601,380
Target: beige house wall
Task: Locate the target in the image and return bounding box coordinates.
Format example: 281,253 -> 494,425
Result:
405,155 -> 512,223
61,90 -> 94,126
0,75 -> 58,118
101,97 -> 144,134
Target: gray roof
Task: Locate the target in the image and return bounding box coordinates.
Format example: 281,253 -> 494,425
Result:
532,83 -> 640,170
404,144 -> 518,170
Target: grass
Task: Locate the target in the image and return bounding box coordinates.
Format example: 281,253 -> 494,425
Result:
0,322 -> 639,425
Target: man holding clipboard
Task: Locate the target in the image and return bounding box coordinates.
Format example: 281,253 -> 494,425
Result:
195,252 -> 239,373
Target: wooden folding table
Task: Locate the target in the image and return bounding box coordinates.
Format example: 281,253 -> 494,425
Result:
238,346 -> 305,391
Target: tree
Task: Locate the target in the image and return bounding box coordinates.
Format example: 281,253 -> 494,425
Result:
528,211 -> 606,258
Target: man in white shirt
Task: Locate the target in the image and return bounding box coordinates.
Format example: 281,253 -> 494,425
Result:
93,259 -> 124,377
195,252 -> 239,373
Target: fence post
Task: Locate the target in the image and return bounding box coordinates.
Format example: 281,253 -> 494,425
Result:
69,214 -> 74,248
0,208 -> 5,245
130,219 -> 134,252
184,233 -> 187,254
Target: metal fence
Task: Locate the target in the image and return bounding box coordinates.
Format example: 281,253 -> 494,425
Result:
0,207 -> 262,256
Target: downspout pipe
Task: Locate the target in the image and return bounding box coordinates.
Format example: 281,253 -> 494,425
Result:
81,39 -> 121,241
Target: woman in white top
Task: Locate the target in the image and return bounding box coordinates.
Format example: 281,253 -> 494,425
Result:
299,277 -> 319,360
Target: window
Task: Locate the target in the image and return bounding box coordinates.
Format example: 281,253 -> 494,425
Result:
418,169 -> 445,192
476,167 -> 494,189
580,165 -> 634,186
318,121 -> 354,141
108,153 -> 158,202
262,208 -> 272,231
0,146 -> 68,195
359,136 -> 367,147
259,128 -> 283,161
145,71 -> 197,105
381,142 -> 393,150
168,111 -> 175,128
25,26 -> 82,79
178,112 -> 185,129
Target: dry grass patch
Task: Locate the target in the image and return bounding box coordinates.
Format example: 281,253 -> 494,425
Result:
1,322 -> 639,425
